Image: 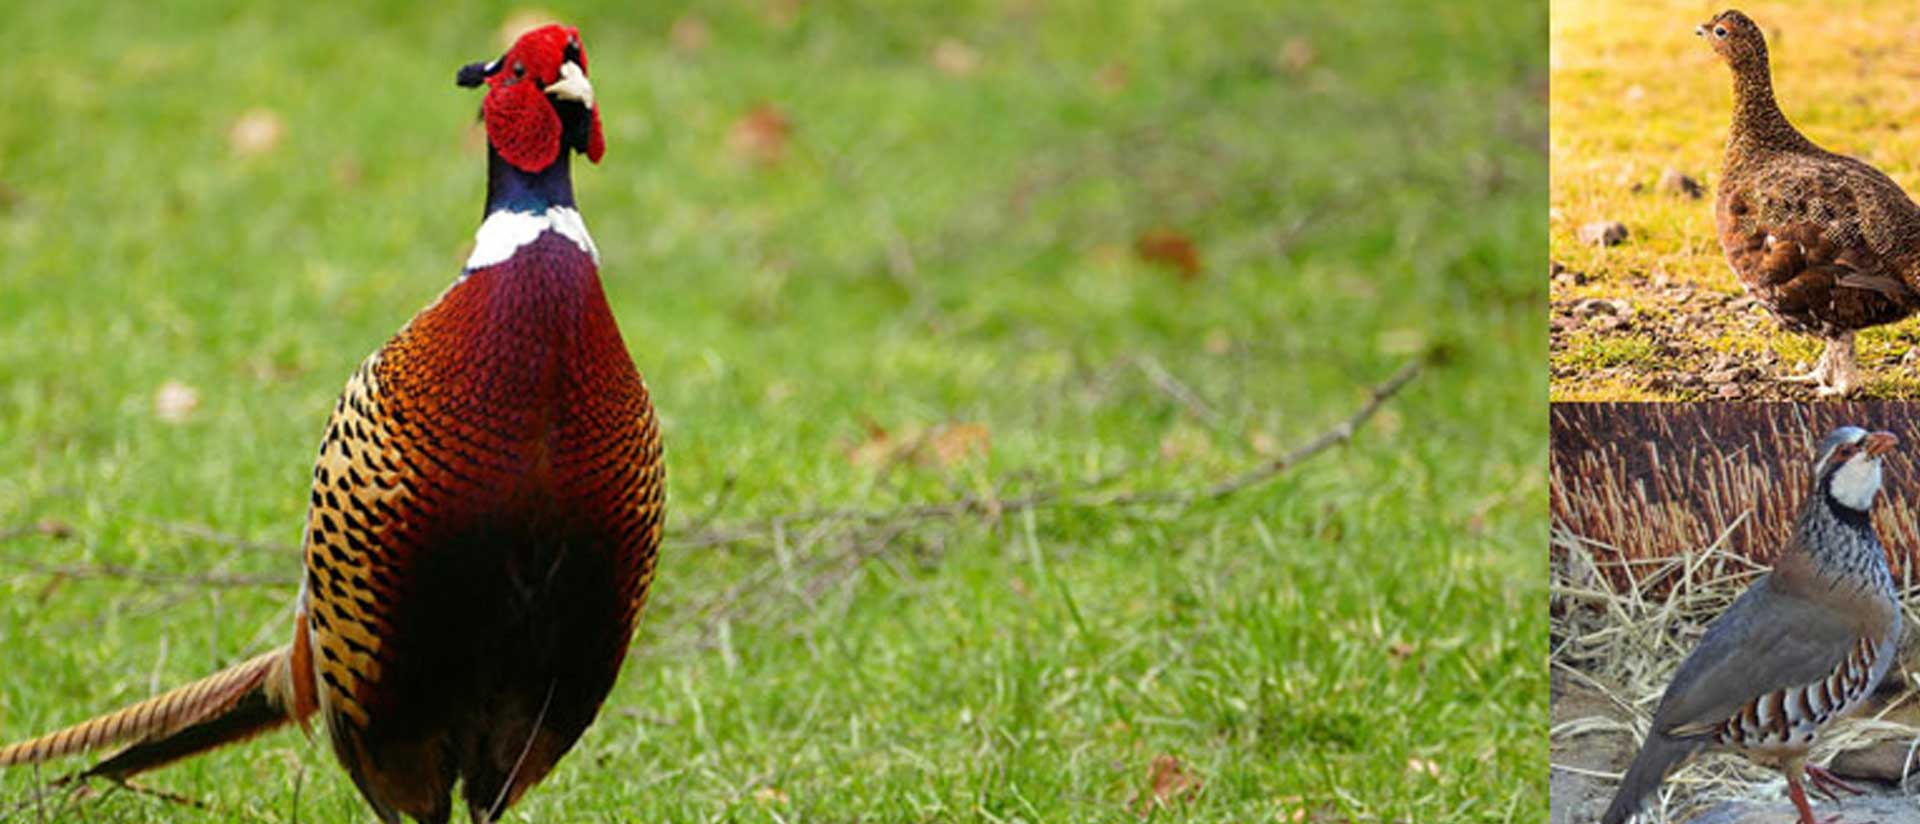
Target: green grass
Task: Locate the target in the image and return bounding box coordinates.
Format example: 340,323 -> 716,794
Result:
0,0 -> 1544,821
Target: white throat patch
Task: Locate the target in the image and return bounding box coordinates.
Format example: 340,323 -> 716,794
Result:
1829,456 -> 1883,511
465,206 -> 599,271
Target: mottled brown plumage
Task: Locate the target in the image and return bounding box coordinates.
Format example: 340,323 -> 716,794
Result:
1,25 -> 662,824
1705,9 -> 1920,396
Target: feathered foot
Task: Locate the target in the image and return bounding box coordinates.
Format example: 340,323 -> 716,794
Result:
1782,332 -> 1861,398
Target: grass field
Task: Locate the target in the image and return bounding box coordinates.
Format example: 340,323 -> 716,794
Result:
1550,0 -> 1920,401
0,1 -> 1544,821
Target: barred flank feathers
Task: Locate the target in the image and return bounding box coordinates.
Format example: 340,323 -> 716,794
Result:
0,646 -> 298,778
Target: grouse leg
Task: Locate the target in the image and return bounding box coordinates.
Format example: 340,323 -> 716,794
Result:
1783,333 -> 1860,398
1822,332 -> 1862,398
1783,341 -> 1833,387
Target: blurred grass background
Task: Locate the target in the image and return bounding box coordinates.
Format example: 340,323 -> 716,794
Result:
0,0 -> 1543,820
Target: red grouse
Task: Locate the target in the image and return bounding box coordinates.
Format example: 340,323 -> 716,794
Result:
1703,9 -> 1920,396
0,24 -> 665,824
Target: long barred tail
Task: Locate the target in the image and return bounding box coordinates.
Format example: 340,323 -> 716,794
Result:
0,645 -> 303,780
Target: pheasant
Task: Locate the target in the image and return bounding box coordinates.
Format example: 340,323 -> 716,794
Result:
1601,426 -> 1902,824
0,24 -> 664,824
1702,9 -> 1920,397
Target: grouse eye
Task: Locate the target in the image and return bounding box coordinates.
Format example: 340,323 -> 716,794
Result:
1713,25 -> 1727,38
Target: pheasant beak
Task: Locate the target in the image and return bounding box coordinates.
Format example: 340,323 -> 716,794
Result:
545,60 -> 594,110
1865,431 -> 1899,458
1694,24 -> 1705,37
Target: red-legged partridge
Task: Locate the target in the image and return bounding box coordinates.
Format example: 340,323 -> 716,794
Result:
1602,427 -> 1901,823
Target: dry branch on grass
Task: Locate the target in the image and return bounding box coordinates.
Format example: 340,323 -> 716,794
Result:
0,361 -> 1423,639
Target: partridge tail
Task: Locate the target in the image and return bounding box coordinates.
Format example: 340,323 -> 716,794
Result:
0,645 -> 308,780
1600,730 -> 1701,824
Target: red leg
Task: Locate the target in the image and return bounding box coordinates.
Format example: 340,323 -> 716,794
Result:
1786,769 -> 1845,824
1805,763 -> 1864,799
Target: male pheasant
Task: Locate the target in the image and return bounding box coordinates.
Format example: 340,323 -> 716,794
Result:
1601,427 -> 1902,824
0,24 -> 664,823
1701,9 -> 1920,397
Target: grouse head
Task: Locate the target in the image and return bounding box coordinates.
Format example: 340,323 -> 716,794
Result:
456,24 -> 605,174
1696,10 -> 1769,73
1812,426 -> 1898,513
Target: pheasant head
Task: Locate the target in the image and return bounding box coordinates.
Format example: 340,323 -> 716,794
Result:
457,24 -> 605,173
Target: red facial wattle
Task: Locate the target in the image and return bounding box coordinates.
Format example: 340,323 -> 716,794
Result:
473,24 -> 605,173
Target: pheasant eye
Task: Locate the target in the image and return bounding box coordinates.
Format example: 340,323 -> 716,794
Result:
513,60 -> 526,78
1714,25 -> 1727,38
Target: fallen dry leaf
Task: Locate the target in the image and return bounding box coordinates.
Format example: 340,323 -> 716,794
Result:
1132,754 -> 1202,816
1248,430 -> 1279,456
1158,424 -> 1211,462
670,14 -> 711,54
763,0 -> 801,28
847,420 -> 990,469
846,419 -> 899,468
229,108 -> 285,157
729,103 -> 793,166
154,380 -> 200,424
931,38 -> 980,77
1135,229 -> 1202,280
331,157 -> 363,190
751,785 -> 790,805
929,422 -> 990,466
498,9 -> 559,48
1097,61 -> 1130,93
1276,37 -> 1316,74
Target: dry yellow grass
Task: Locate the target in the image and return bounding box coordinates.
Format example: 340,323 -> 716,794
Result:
1550,0 -> 1920,400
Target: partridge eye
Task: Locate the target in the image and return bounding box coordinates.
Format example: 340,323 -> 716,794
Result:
1714,25 -> 1727,38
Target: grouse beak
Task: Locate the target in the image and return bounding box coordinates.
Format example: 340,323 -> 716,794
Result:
1865,431 -> 1899,459
545,60 -> 594,110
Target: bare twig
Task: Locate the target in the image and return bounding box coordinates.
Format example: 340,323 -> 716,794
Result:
0,558 -> 287,589
1135,354 -> 1224,428
0,362 -> 1423,611
145,521 -> 292,555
